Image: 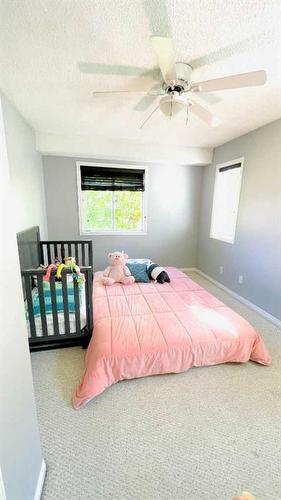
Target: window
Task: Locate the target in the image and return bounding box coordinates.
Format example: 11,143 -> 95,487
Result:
77,163 -> 147,234
210,158 -> 244,244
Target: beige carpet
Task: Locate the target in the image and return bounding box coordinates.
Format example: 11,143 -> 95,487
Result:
31,272 -> 281,500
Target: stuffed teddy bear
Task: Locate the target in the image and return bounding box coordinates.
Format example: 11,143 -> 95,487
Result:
102,251 -> 135,286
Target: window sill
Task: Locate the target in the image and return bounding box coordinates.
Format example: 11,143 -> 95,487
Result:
210,234 -> 235,244
81,231 -> 147,236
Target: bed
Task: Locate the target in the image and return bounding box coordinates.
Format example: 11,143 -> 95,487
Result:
17,226 -> 93,351
73,267 -> 271,409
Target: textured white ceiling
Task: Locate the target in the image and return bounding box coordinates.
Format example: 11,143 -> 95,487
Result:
0,0 -> 281,155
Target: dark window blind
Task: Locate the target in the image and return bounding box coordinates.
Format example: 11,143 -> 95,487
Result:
219,162 -> 242,173
80,165 -> 145,192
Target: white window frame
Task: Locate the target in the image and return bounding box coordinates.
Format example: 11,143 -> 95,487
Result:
76,161 -> 148,236
210,157 -> 244,244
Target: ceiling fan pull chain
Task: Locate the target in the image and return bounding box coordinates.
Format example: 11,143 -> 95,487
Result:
185,106 -> 189,126
169,97 -> 173,120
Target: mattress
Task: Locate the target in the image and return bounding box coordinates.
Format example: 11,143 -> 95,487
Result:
73,268 -> 271,409
26,282 -> 87,337
27,310 -> 87,337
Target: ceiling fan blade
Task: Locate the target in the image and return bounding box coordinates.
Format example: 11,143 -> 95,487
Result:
189,27 -> 278,71
191,70 -> 267,93
78,62 -> 159,80
139,103 -> 160,129
134,95 -> 158,112
196,92 -> 222,105
134,84 -> 165,111
187,99 -> 221,127
143,0 -> 171,38
148,88 -> 166,96
93,86 -> 165,100
93,90 -> 149,96
150,36 -> 177,84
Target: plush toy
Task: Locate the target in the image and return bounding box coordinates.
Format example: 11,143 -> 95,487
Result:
232,492 -> 255,500
63,256 -> 84,284
102,251 -> 135,286
147,263 -> 170,284
43,263 -> 57,281
42,256 -> 84,284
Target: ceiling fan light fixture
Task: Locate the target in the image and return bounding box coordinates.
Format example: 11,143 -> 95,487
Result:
159,93 -> 187,118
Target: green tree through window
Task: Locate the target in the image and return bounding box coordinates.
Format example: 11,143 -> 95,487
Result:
82,190 -> 144,232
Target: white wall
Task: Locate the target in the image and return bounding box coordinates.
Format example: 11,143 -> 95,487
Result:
0,96 -> 44,500
1,93 -> 47,238
37,132 -> 213,166
198,118 -> 281,321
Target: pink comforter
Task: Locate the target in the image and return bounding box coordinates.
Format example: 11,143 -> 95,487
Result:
73,268 -> 271,409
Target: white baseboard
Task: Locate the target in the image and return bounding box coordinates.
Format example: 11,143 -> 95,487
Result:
0,459 -> 46,500
193,268 -> 281,329
34,459 -> 46,500
0,467 -> 6,500
180,267 -> 197,272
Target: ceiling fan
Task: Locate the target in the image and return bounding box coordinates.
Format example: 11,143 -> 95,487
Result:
92,36 -> 267,129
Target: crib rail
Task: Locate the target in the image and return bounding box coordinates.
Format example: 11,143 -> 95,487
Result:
40,239 -> 93,268
22,267 -> 93,351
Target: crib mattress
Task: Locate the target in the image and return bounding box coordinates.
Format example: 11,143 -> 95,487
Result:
26,282 -> 87,337
73,267 -> 271,409
27,310 -> 87,337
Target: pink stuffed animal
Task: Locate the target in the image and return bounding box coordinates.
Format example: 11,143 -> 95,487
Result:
102,251 -> 135,286
232,492 -> 255,500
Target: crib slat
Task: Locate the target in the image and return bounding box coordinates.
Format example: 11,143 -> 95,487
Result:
50,273 -> 59,335
88,241 -> 93,268
54,243 -> 58,259
85,271 -> 90,333
57,243 -> 61,261
47,243 -> 51,264
68,243 -> 71,258
61,243 -> 65,262
81,244 -> 85,266
61,271 -> 70,334
84,268 -> 93,335
88,271 -> 93,329
37,274 -> 48,337
41,244 -> 47,267
73,278 -> 81,334
74,243 -> 79,263
38,242 -> 44,265
24,275 -> 36,338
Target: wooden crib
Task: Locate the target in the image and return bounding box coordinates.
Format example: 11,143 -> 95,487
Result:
17,226 -> 93,352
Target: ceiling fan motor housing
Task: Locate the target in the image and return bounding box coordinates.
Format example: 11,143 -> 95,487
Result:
167,84 -> 184,94
163,62 -> 193,94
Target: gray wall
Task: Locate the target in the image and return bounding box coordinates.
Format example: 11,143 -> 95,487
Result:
0,96 -> 44,500
42,156 -> 203,270
198,118 -> 281,320
2,93 -> 47,238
